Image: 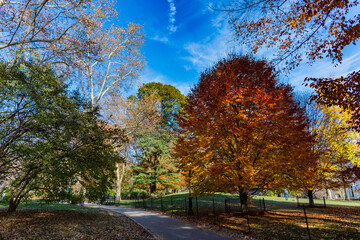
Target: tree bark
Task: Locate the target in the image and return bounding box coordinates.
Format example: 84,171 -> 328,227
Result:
150,182 -> 157,194
188,196 -> 194,215
307,189 -> 314,207
7,198 -> 20,213
239,190 -> 248,211
116,163 -> 126,202
187,170 -> 194,215
327,189 -> 333,200
343,186 -> 350,200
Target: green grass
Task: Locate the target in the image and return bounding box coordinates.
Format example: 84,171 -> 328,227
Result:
251,195 -> 360,208
0,200 -> 94,211
105,192 -> 360,213
0,202 -> 6,209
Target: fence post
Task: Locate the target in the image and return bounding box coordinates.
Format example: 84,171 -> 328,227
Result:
297,196 -> 300,207
161,196 -> 163,211
262,198 -> 266,212
171,196 -> 173,207
303,204 -> 312,240
259,198 -> 262,211
212,198 -> 216,224
143,198 -> 145,208
184,197 -> 187,214
225,198 -> 227,212
246,205 -> 251,233
196,197 -> 199,219
323,197 -> 326,208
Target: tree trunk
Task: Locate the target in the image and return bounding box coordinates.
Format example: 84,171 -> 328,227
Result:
239,190 -> 248,211
150,182 -> 157,194
116,163 -> 126,202
343,186 -> 350,200
127,186 -> 134,199
7,198 -> 20,213
327,189 -> 333,200
188,196 -> 194,215
307,189 -> 314,207
7,202 -> 18,213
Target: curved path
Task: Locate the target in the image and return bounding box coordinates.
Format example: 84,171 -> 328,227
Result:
86,204 -> 236,240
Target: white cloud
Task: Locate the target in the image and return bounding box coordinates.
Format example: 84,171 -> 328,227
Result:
167,0 -> 177,33
183,15 -> 239,72
150,35 -> 169,43
283,47 -> 360,93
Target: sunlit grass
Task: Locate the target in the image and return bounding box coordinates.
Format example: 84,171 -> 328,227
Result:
107,192 -> 360,209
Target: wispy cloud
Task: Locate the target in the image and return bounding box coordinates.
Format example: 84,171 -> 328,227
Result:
183,15 -> 239,72
167,0 -> 177,33
283,47 -> 360,93
150,35 -> 169,43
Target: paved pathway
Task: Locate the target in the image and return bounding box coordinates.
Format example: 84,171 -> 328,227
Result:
86,204 -> 235,240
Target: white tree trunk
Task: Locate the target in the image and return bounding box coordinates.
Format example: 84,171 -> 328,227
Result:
327,189 -> 333,200
116,163 -> 126,202
344,186 -> 350,201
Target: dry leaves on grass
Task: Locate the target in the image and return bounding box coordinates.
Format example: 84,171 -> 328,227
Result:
0,209 -> 155,240
150,205 -> 360,240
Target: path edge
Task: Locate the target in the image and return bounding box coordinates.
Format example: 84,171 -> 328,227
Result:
86,204 -> 159,240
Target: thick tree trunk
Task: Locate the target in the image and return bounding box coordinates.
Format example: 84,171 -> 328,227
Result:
150,183 -> 157,194
307,189 -> 314,207
239,190 -> 248,211
116,163 -> 126,202
7,178 -> 31,212
7,198 -> 20,213
188,196 -> 194,215
7,192 -> 23,213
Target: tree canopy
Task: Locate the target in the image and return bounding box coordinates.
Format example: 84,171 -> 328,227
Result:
137,82 -> 186,130
0,60 -> 125,212
130,82 -> 185,195
175,55 -> 315,204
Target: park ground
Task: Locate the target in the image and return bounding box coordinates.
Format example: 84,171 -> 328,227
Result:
105,193 -> 360,240
0,202 -> 154,240
1,194 -> 360,240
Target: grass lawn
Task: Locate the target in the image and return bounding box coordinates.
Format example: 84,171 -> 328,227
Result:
0,202 -> 154,240
106,192 -> 360,210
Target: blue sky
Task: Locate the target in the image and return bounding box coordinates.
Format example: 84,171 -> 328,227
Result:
115,0 -> 360,96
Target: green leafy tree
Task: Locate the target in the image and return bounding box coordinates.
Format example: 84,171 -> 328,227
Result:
0,60 -> 125,212
137,82 -> 186,130
132,82 -> 185,195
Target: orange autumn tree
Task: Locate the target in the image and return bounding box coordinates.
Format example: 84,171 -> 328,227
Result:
175,55 -> 316,206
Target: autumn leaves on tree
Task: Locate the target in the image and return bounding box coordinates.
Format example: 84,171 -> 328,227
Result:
175,55 -> 316,205
227,0 -> 360,130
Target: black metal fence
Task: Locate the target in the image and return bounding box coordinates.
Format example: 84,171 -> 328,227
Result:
104,195 -> 359,240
